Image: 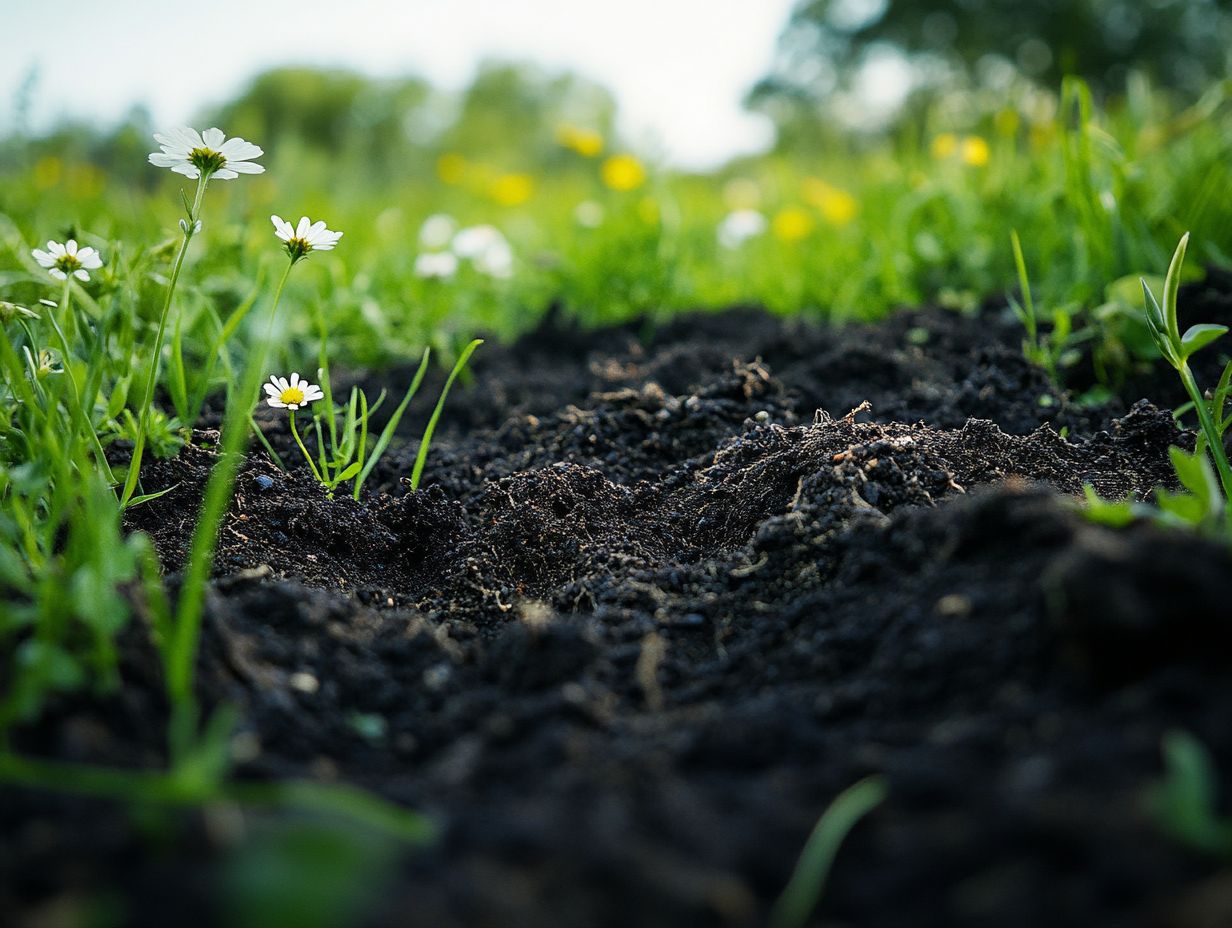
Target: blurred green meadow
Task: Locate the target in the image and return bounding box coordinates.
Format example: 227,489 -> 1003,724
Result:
3,62 -> 1231,381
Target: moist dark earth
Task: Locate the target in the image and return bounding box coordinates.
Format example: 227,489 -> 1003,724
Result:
5,278 -> 1232,928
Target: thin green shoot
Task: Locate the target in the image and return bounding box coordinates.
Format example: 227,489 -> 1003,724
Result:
121,173 -> 209,509
410,339 -> 483,491
769,775 -> 887,928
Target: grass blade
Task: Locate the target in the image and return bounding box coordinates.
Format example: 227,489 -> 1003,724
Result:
769,775 -> 887,928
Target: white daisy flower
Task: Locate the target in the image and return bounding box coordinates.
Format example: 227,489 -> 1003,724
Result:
574,200 -> 605,228
271,215 -> 344,263
32,239 -> 103,282
148,127 -> 264,181
419,213 -> 457,250
474,239 -> 514,279
414,251 -> 459,280
263,372 -> 325,411
452,225 -> 514,279
451,225 -> 506,259
717,209 -> 768,249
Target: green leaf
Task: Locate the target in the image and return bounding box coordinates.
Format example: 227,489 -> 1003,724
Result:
1141,280 -> 1179,367
336,461 -> 362,484
125,483 -> 180,508
1162,232 -> 1190,347
1169,445 -> 1218,502
1180,323 -> 1228,360
1081,485 -> 1138,527
1153,730 -> 1232,859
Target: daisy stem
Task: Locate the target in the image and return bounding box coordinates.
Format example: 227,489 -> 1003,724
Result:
288,412 -> 324,484
120,173 -> 209,509
49,278 -> 116,484
165,257 -> 294,747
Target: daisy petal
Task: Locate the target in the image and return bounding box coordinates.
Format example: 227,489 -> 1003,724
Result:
218,138 -> 263,161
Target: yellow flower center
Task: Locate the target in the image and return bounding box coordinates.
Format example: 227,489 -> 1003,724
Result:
285,237 -> 311,262
54,254 -> 83,273
188,147 -> 227,174
280,386 -> 305,406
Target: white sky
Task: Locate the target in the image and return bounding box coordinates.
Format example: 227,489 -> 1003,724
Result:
0,0 -> 798,169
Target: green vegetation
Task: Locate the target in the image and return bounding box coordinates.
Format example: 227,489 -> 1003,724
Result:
1153,731 -> 1232,860
770,775 -> 888,928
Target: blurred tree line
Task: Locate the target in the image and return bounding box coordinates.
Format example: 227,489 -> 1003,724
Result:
0,62 -> 618,188
750,0 -> 1232,146
2,1 -> 1229,176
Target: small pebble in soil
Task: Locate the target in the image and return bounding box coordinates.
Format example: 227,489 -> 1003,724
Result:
288,671 -> 320,694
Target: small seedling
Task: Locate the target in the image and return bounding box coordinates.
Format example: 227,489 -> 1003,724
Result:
770,775 -> 887,928
1139,233 -> 1232,527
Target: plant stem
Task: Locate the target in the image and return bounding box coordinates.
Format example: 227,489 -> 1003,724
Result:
120,174 -> 209,508
48,279 -> 116,483
289,412 -> 324,484
410,339 -> 483,490
1179,361 -> 1232,500
166,258 -> 292,715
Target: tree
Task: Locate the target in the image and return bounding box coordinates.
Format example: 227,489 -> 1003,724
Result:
752,0 -> 1232,120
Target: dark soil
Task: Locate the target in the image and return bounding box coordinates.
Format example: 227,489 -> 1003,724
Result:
5,290 -> 1232,928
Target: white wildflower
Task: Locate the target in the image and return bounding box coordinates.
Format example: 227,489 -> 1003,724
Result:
419,213 -> 457,250
452,225 -> 514,279
414,252 -> 459,280
263,372 -> 324,411
717,210 -> 768,249
271,215 -> 343,263
148,127 -> 264,180
32,239 -> 103,282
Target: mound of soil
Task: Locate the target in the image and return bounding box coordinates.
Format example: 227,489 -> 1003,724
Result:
5,294 -> 1232,928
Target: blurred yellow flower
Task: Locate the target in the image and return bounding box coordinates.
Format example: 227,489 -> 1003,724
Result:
1029,123 -> 1056,149
772,206 -> 814,242
994,108 -> 1020,137
67,164 -> 104,199
802,178 -> 858,226
437,153 -> 467,185
33,157 -> 62,190
930,133 -> 958,160
961,136 -> 990,167
602,154 -> 646,191
490,173 -> 534,206
556,124 -> 604,157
